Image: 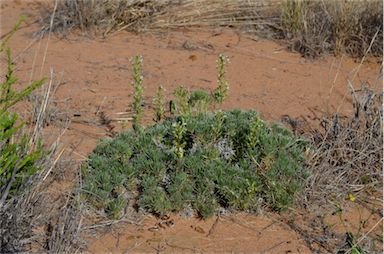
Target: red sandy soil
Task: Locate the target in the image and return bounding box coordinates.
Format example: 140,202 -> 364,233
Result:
1,1 -> 382,253
85,213 -> 311,253
83,201 -> 382,254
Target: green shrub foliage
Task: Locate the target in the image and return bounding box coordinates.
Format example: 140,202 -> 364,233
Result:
0,112 -> 44,205
82,110 -> 309,219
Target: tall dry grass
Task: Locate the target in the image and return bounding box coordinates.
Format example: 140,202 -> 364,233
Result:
280,0 -> 383,58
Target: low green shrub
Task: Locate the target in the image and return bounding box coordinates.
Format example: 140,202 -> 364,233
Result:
82,110 -> 309,219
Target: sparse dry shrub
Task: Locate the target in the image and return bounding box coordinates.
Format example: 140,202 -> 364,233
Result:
279,85 -> 383,253
301,86 -> 382,205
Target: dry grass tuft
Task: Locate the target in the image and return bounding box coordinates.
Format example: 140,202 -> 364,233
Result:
39,0 -> 173,37
0,155 -> 81,253
46,192 -> 81,253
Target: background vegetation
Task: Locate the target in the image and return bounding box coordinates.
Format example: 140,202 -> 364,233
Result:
1,1 -> 382,252
40,0 -> 383,58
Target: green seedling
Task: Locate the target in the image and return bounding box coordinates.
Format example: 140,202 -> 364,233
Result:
213,54 -> 230,104
153,85 -> 165,122
130,55 -> 144,130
